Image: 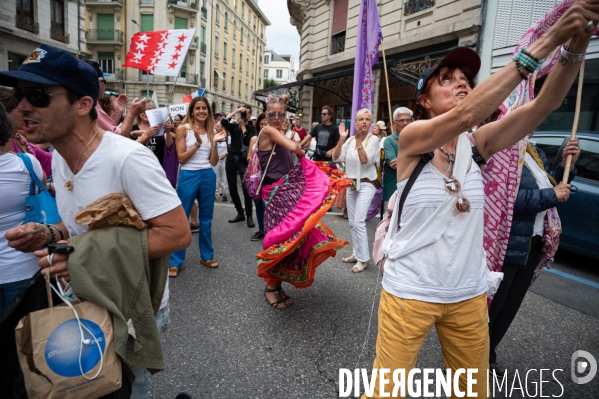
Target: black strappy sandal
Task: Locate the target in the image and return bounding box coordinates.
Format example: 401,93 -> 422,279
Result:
264,286 -> 287,309
277,287 -> 293,306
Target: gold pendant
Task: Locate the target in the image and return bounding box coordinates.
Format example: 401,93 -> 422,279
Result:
64,181 -> 73,191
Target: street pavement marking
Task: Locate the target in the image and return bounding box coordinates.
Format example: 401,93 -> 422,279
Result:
543,267 -> 599,290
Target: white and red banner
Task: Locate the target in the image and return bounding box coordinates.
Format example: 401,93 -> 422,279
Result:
123,28 -> 196,76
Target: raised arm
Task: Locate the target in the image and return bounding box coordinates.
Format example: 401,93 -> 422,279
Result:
399,1 -> 599,157
474,21 -> 597,158
261,126 -> 303,156
332,122 -> 348,161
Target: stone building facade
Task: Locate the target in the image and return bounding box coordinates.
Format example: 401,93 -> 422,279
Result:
252,0 -> 484,129
209,0 -> 269,114
0,0 -> 88,71
264,49 -> 296,84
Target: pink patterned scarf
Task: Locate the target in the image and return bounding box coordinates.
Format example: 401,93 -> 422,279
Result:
483,0 -> 599,282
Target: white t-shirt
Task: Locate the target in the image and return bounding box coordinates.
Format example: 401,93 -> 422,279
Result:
285,130 -> 300,142
0,153 -> 44,284
215,136 -> 229,158
52,133 -> 181,309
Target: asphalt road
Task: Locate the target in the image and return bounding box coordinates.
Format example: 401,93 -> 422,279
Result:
147,200 -> 599,399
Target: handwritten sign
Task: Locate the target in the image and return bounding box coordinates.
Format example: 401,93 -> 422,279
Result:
169,103 -> 188,117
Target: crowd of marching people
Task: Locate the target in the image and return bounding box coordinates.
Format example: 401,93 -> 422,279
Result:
0,2 -> 597,397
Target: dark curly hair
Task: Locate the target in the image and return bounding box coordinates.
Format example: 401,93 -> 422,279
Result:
0,102 -> 15,146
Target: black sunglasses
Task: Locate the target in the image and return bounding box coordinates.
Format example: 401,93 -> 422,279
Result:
267,111 -> 286,118
14,87 -> 68,108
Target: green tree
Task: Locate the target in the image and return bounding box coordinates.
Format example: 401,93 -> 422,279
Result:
263,78 -> 278,89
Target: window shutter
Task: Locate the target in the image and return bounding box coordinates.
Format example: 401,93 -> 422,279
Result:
332,0 -> 349,35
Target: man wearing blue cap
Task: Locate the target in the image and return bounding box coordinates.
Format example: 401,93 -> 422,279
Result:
3,44 -> 191,398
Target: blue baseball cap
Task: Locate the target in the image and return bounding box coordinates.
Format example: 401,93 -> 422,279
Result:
0,44 -> 99,105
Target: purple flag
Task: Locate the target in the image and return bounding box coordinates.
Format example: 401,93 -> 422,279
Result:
350,0 -> 382,136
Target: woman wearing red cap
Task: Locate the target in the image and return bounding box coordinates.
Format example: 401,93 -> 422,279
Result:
364,3 -> 599,397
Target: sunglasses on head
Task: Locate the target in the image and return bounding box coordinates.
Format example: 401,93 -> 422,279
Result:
14,87 -> 68,108
267,111 -> 286,118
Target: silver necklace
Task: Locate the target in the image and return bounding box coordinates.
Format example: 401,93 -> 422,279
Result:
64,128 -> 100,191
439,146 -> 456,172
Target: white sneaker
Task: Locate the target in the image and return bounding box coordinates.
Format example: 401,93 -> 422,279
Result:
352,261 -> 368,273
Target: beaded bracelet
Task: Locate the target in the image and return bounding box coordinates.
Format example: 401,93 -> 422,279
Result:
50,224 -> 64,241
514,60 -> 531,80
43,223 -> 56,245
512,47 -> 541,72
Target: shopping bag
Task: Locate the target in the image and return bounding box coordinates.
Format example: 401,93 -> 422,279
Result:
14,277 -> 122,399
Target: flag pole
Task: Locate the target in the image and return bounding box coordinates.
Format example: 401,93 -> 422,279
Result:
562,59 -> 585,183
167,76 -> 179,106
380,40 -> 393,129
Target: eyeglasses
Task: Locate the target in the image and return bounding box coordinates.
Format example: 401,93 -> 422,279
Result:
267,111 -> 286,118
394,118 -> 412,124
443,176 -> 470,213
104,90 -> 119,97
321,112 -> 329,116
14,87 -> 68,108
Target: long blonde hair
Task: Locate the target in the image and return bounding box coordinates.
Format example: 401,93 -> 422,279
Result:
183,96 -> 215,143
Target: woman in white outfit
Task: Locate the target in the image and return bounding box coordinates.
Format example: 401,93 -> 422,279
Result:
214,121 -> 229,202
363,3 -> 598,397
332,108 -> 380,272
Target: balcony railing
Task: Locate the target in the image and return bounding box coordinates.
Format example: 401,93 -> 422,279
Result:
167,0 -> 198,11
200,42 -> 206,55
167,74 -> 198,85
86,29 -> 123,44
140,0 -> 154,5
86,0 -> 123,4
190,37 -> 199,49
105,68 -> 122,80
140,72 -> 154,82
50,25 -> 70,43
404,0 -> 435,15
201,6 -> 207,19
16,14 -> 39,33
331,31 -> 346,55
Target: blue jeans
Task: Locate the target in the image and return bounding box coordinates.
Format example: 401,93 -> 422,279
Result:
170,168 -> 216,267
0,278 -> 30,311
130,304 -> 170,399
254,199 -> 264,233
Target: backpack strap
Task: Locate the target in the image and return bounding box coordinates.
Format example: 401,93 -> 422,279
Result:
396,155 -> 428,229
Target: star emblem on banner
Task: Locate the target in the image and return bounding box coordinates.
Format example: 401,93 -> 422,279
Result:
178,34 -> 187,42
135,41 -> 147,51
168,61 -> 177,69
175,43 -> 183,52
138,33 -> 150,43
171,53 -> 180,61
133,51 -> 144,61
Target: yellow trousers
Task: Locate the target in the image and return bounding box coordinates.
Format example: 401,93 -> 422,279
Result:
363,290 -> 489,398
